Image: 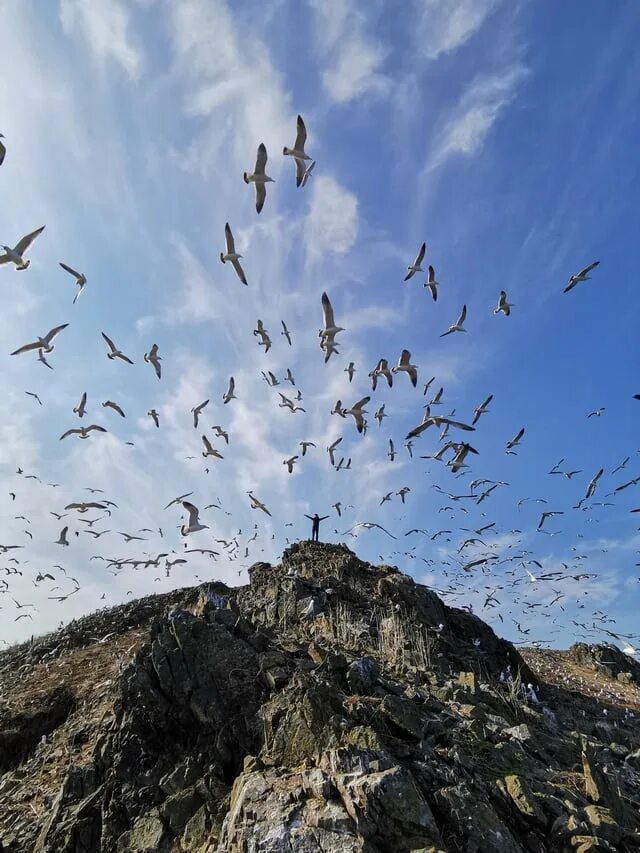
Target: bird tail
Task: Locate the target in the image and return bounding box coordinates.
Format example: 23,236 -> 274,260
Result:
220,253 -> 225,264
283,146 -> 291,155
243,172 -> 249,184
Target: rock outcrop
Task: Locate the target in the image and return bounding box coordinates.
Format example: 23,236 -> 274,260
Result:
0,542 -> 639,851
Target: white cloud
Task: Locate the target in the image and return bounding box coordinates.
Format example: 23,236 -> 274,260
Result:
429,65 -> 527,169
304,176 -> 359,260
59,0 -> 143,79
416,0 -> 502,60
310,0 -> 389,105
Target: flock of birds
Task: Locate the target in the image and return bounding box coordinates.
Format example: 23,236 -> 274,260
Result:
0,115 -> 639,657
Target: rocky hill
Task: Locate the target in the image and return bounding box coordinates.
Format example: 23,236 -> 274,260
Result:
0,541 -> 639,852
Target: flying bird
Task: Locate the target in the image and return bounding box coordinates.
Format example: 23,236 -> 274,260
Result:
73,392 -> 87,418
101,332 -> 133,364
283,455 -> 298,473
149,408 -> 161,427
472,395 -> 493,426
56,526 -> 69,546
281,321 -> 292,345
25,391 -> 42,406
191,399 -> 209,428
181,501 -> 208,535
585,468 -> 604,500
345,362 -> 355,382
538,510 -> 564,530
342,522 -> 397,540
344,396 -> 370,434
300,159 -> 316,188
59,424 -> 107,440
494,291 -> 512,316
441,305 -> 467,337
102,400 -> 125,418
283,115 -> 311,187
223,377 -> 236,404
404,243 -> 425,281
143,344 -> 162,378
506,427 -> 525,451
0,225 -> 45,270
564,261 -> 599,293
59,262 -> 87,303
392,349 -> 418,387
11,324 -> 68,356
220,223 -> 248,285
248,492 -> 271,516
243,143 -> 274,214
201,435 -> 224,459
424,265 -> 438,301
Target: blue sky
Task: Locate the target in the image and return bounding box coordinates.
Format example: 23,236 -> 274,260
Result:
0,0 -> 638,650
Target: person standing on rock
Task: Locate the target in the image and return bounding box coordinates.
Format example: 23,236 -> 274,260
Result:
305,512 -> 329,542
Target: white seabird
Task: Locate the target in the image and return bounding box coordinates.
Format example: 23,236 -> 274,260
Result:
191,399 -> 209,428
424,265 -> 438,301
494,290 -> 513,316
564,261 -> 599,293
0,225 -> 45,270
202,435 -> 224,459
405,242 -> 425,281
102,332 -> 133,364
441,305 -> 467,337
392,349 -> 418,387
283,115 -> 311,187
181,501 -> 208,535
223,377 -> 236,404
144,344 -> 162,379
243,143 -> 274,214
220,223 -> 248,285
472,394 -> 493,426
59,424 -> 107,441
344,396 -> 370,434
11,324 -> 68,356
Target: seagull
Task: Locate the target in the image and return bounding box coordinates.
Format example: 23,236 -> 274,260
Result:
148,408 -> 160,426
585,468 -> 604,500
284,368 -> 295,386
494,290 -> 513,316
300,441 -> 315,456
0,134 -> 5,166
388,440 -> 396,461
405,409 -> 475,441
56,526 -> 69,546
538,510 -> 564,530
59,424 -> 107,440
223,377 -> 236,404
392,349 -> 418,387
342,522 -> 397,540
300,159 -> 316,188
405,243 -> 426,281
441,305 -> 467,337
25,391 -> 42,406
283,115 -> 311,187
202,435 -> 224,459
211,425 -> 229,444
191,399 -> 209,428
380,491 -> 394,505
59,263 -> 87,303
181,501 -> 208,535
319,292 -> 344,348
587,408 -> 605,418
11,324 -> 68,356
243,143 -> 274,213
283,455 -> 298,473
281,321 -> 292,345
143,344 -> 162,378
262,370 -> 279,387
506,427 -> 525,450
103,400 -> 125,418
0,225 -> 45,270
327,437 -> 343,466
102,332 -> 133,364
370,359 -> 393,390
344,396 -> 370,434
248,492 -> 271,516
345,362 -> 355,382
73,392 -> 87,418
564,261 -> 599,293
374,404 -> 388,426
423,376 -> 435,397
397,486 -> 411,504
424,265 -> 438,301
163,491 -> 193,510
472,394 -> 493,426
448,442 -> 479,473
220,223 -> 248,285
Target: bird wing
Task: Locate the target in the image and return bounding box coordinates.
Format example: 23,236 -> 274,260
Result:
11,340 -> 41,355
427,265 -> 435,284
60,429 -> 81,440
294,115 -> 307,151
226,377 -> 235,396
0,138 -> 5,166
231,258 -> 247,285
202,434 -> 215,453
224,222 -> 236,254
295,157 -> 305,188
0,253 -> 10,265
254,142 -> 268,176
59,262 -> 83,279
101,332 -> 117,353
442,418 -> 475,432
182,501 -> 200,527
415,242 -> 426,266
255,182 -> 266,214
578,260 -> 599,277
398,349 -> 411,368
87,425 -> 107,433
44,324 -> 69,345
321,292 -> 335,330
352,396 -> 370,411
457,304 -> 467,325
14,225 -> 45,256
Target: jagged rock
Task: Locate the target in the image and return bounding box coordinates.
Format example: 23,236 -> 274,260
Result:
1,543 -> 639,852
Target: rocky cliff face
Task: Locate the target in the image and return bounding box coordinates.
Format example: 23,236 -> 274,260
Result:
1,541 -> 639,852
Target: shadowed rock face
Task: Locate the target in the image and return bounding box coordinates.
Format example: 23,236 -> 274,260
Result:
0,542 -> 639,852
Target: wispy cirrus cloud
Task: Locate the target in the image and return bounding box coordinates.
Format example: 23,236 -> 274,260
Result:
415,0 -> 503,60
59,0 -> 144,79
428,64 -> 528,170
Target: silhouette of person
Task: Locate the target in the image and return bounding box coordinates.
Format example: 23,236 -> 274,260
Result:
305,512 -> 329,542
